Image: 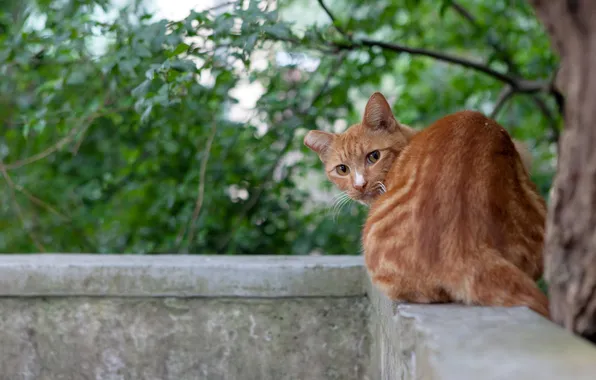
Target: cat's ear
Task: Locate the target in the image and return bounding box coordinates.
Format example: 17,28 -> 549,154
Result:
363,92 -> 398,132
304,130 -> 334,156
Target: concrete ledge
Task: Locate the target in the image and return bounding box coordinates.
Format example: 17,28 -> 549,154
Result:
368,279 -> 596,380
0,297 -> 371,380
0,254 -> 366,297
0,255 -> 371,380
3,254 -> 596,380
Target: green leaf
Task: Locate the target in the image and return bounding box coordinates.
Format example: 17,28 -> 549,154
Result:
170,42 -> 189,57
131,80 -> 151,98
439,0 -> 453,17
263,24 -> 292,40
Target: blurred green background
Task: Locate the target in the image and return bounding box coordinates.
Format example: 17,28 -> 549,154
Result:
0,0 -> 559,254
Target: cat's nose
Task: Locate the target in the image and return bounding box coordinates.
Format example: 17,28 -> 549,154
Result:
353,172 -> 367,191
353,181 -> 367,191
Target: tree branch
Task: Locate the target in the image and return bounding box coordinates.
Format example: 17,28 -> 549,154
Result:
315,0 -> 552,98
449,0 -> 516,71
317,0 -> 346,36
449,1 -> 476,23
0,160 -> 46,252
448,0 -> 560,142
205,1 -> 238,13
175,120 -> 218,251
4,127 -> 80,170
4,106 -> 128,171
12,183 -> 69,221
316,0 -> 533,88
490,86 -> 516,119
491,85 -> 560,145
529,94 -> 560,143
349,38 -> 549,92
301,51 -> 347,113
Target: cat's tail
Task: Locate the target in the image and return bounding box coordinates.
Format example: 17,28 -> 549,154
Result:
513,139 -> 533,174
448,249 -> 550,319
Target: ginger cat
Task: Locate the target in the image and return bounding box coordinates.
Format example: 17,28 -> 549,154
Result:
304,92 -> 549,317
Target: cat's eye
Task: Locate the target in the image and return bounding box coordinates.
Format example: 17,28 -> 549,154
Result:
336,164 -> 350,176
367,150 -> 381,164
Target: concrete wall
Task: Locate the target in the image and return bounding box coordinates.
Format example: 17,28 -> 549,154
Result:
0,255 -> 370,380
368,278 -> 596,380
1,254 -> 596,380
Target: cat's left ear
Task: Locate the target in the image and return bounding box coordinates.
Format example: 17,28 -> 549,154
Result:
363,92 -> 398,132
304,130 -> 334,156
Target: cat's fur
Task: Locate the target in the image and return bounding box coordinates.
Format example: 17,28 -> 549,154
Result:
304,92 -> 549,317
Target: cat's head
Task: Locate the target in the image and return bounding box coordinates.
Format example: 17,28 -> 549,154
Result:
304,92 -> 416,205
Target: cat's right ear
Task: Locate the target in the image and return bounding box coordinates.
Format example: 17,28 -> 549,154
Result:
304,130 -> 334,156
363,92 -> 398,132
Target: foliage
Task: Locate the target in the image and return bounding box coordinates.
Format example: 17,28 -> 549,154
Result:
0,0 -> 558,254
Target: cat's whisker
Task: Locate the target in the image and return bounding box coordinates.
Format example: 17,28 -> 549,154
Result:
327,192 -> 350,220
332,194 -> 352,222
328,192 -> 346,209
332,192 -> 347,201
339,197 -> 353,218
370,181 -> 387,195
333,196 -> 349,218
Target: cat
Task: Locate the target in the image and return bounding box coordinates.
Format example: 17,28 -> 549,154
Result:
304,92 -> 549,318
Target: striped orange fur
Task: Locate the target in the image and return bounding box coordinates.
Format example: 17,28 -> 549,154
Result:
304,92 -> 549,317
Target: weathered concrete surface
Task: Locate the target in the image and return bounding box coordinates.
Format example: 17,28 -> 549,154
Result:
0,297 -> 371,380
4,254 -> 596,380
0,254 -> 365,297
368,279 -> 596,380
368,281 -> 416,380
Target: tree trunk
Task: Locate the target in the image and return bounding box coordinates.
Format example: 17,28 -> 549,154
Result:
528,0 -> 596,343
